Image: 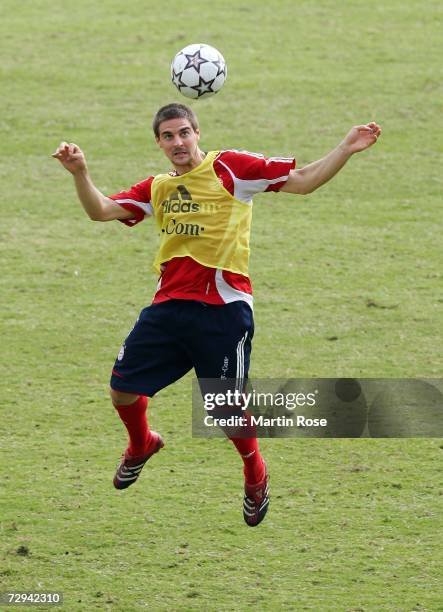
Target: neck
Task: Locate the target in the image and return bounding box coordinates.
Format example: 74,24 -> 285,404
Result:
173,149 -> 206,175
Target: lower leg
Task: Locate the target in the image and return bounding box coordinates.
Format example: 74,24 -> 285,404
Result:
230,436 -> 265,484
110,389 -> 154,457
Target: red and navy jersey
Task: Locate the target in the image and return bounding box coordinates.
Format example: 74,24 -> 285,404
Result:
109,150 -> 295,306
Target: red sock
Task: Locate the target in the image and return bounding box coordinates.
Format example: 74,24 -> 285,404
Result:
230,437 -> 265,485
114,395 -> 153,458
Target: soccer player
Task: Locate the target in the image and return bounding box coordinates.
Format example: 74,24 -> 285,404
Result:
53,104 -> 381,526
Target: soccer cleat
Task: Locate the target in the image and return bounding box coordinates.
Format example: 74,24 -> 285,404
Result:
243,463 -> 270,527
113,432 -> 164,490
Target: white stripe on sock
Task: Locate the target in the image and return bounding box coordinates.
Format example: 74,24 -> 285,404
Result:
241,450 -> 256,459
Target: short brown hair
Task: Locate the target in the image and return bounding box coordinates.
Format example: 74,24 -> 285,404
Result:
152,103 -> 199,138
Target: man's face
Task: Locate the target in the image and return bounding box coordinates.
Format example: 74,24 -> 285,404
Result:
156,118 -> 201,171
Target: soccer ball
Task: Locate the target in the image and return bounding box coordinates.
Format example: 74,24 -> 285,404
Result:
171,43 -> 227,99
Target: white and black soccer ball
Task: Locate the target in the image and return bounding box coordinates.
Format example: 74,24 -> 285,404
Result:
171,43 -> 227,99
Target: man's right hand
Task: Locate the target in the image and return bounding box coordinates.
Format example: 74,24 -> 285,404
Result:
52,142 -> 87,175
51,141 -> 134,222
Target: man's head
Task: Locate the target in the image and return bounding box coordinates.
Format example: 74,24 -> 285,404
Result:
153,103 -> 203,174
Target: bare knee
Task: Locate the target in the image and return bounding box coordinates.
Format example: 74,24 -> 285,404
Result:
110,387 -> 139,406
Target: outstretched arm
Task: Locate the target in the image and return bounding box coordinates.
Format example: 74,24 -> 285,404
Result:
281,122 -> 381,195
52,142 -> 134,221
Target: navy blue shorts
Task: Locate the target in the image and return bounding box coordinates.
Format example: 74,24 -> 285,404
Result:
110,300 -> 254,397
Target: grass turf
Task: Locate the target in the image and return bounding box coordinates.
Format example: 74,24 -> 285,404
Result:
1,0 -> 442,610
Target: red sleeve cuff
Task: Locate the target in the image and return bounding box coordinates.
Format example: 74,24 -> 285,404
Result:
111,201 -> 146,226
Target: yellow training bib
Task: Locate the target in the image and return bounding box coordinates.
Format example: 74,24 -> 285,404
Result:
151,151 -> 252,276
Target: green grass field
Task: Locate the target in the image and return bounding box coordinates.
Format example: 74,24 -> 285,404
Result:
1,0 -> 442,610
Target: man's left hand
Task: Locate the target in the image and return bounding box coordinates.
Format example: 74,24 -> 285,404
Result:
341,122 -> 382,154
